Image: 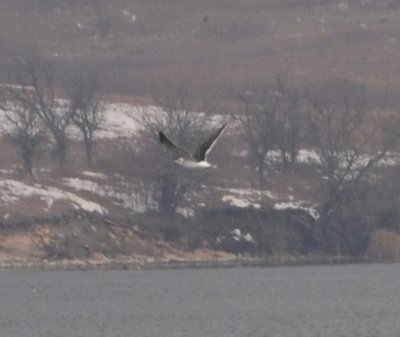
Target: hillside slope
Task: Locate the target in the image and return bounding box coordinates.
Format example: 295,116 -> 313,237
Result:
2,1 -> 400,266
1,0 -> 400,100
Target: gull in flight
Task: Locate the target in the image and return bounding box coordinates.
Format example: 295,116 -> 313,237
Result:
158,123 -> 226,168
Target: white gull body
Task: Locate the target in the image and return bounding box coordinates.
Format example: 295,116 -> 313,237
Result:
158,123 -> 226,169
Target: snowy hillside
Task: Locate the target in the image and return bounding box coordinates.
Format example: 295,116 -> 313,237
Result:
1,101 -> 397,221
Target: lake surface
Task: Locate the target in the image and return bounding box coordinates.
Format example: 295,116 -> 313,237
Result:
0,263 -> 399,337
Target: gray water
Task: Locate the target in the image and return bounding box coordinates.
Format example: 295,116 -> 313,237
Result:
0,264 -> 400,337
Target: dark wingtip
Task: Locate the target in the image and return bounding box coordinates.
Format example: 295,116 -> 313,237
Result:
218,122 -> 227,133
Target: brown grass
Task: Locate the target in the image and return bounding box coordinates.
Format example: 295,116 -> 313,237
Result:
2,1 -> 400,262
2,0 -> 400,104
366,230 -> 400,260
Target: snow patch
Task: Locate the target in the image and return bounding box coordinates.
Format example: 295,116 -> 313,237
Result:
223,187 -> 276,200
274,201 -> 319,220
222,195 -> 252,208
220,187 -> 274,208
63,177 -> 156,213
82,171 -> 107,180
122,10 -> 136,22
176,207 -> 195,218
266,149 -> 321,165
268,149 -> 396,170
0,179 -> 107,214
231,229 -> 256,244
95,104 -> 147,139
296,149 -> 321,164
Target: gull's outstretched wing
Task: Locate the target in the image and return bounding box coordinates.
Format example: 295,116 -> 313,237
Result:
193,123 -> 226,161
159,132 -> 192,158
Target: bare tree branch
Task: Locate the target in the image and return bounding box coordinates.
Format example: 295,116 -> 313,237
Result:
65,68 -> 104,166
0,87 -> 47,177
306,79 -> 388,254
8,53 -> 74,165
232,78 -> 302,186
128,85 -> 214,217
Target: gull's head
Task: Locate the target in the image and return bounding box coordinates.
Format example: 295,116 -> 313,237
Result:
175,157 -> 186,165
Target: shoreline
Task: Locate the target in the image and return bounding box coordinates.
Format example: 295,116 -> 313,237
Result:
0,254 -> 396,272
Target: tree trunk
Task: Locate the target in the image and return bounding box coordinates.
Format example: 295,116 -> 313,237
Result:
22,149 -> 33,177
256,155 -> 266,188
84,135 -> 93,166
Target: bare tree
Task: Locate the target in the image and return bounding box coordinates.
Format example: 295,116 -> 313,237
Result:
65,69 -> 104,166
274,79 -> 303,169
0,89 -> 47,177
306,79 -> 387,255
8,52 -> 74,165
233,78 -> 302,186
129,85 -> 214,217
369,96 -> 400,236
233,88 -> 275,187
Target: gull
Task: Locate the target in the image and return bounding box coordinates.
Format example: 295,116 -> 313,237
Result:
158,123 -> 226,168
